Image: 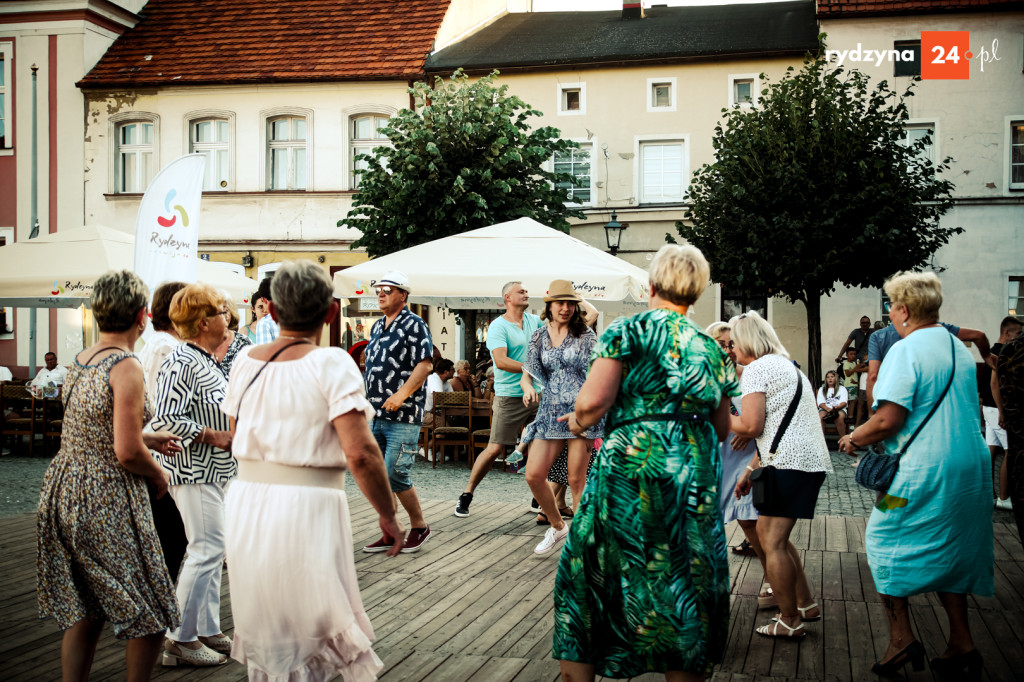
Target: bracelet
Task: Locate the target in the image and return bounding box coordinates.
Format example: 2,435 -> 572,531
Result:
745,465 -> 755,472
848,430 -> 859,448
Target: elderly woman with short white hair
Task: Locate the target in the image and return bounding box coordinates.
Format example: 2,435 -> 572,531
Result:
450,359 -> 482,397
730,311 -> 831,641
838,272 -> 992,677
555,244 -> 736,681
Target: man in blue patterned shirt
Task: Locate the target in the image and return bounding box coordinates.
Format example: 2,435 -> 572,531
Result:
362,271 -> 434,553
253,276 -> 279,344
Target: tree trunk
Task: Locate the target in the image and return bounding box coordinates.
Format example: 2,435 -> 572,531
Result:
804,295 -> 822,386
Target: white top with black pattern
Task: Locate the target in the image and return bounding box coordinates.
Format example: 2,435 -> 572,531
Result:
741,353 -> 832,473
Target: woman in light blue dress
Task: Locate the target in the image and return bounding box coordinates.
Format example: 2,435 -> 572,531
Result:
839,272 -> 993,678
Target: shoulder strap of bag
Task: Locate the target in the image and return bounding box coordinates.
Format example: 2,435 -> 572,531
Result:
894,332 -> 957,461
768,364 -> 804,460
234,340 -> 310,421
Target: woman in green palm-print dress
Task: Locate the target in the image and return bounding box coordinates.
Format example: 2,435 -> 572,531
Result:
556,245 -> 737,681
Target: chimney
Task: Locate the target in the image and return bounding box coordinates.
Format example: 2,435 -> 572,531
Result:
622,1 -> 645,20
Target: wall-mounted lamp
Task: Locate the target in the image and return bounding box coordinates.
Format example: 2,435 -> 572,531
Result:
241,252 -> 254,268
604,212 -> 627,255
318,255 -> 326,263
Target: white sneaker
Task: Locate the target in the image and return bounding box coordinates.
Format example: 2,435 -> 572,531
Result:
534,523 -> 570,555
996,498 -> 1013,511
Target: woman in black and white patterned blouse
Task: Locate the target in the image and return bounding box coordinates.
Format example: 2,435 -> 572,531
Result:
150,283 -> 237,667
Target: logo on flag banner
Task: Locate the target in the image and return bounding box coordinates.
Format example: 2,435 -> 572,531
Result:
134,154 -> 206,296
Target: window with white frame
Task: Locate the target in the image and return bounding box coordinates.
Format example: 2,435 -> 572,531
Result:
115,120 -> 156,193
189,118 -> 231,191
350,114 -> 390,189
267,115 -> 307,190
639,140 -> 687,204
647,77 -> 676,112
899,122 -> 935,165
1011,120 -> 1024,190
0,43 -> 11,150
553,143 -> 592,205
557,82 -> 585,115
729,74 -> 757,108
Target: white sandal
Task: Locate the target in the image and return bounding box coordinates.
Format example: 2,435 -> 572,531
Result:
755,617 -> 806,640
161,640 -> 228,667
198,634 -> 232,654
757,586 -> 777,609
798,602 -> 821,622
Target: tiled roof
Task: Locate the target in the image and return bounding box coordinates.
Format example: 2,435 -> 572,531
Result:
426,2 -> 819,73
78,0 -> 451,88
817,0 -> 1024,16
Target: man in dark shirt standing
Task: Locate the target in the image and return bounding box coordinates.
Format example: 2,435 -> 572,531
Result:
834,315 -> 873,364
362,272 -> 434,553
985,316 -> 1022,510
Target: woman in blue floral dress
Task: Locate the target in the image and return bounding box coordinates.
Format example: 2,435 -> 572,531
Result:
557,245 -> 737,681
521,279 -> 604,555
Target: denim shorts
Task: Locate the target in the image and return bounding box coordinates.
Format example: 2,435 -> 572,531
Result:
370,418 -> 421,493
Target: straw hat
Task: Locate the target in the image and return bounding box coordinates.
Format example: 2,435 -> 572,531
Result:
543,280 -> 582,303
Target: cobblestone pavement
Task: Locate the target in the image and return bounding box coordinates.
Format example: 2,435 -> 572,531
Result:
2,449 -> 1016,523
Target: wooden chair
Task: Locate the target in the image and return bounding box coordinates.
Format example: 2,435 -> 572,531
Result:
430,391 -> 472,467
38,396 -> 63,456
0,383 -> 34,456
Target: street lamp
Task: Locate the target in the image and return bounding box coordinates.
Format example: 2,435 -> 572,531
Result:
604,211 -> 626,255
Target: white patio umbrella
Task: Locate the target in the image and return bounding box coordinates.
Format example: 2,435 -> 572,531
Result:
0,224 -> 256,307
332,217 -> 650,312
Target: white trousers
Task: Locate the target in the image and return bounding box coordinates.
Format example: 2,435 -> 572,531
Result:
167,481 -> 229,642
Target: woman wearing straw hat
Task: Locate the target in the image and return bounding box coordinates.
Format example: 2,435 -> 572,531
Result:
521,279 -> 603,555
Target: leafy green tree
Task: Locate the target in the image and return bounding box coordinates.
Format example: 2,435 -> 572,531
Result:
674,47 -> 957,383
341,70 -> 585,257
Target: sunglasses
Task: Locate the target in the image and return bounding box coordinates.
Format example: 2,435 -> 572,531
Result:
718,341 -> 736,350
375,286 -> 396,295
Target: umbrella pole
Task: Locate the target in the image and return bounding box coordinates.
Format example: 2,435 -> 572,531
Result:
28,309 -> 37,380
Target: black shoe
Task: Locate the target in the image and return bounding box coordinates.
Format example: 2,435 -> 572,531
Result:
528,498 -> 542,514
454,492 -> 473,518
731,539 -> 757,557
930,649 -> 983,678
872,640 -> 925,676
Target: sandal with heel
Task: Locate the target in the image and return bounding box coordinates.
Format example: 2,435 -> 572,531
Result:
161,640 -> 228,667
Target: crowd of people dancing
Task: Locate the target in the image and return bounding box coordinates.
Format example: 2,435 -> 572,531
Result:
33,245 -> 1013,681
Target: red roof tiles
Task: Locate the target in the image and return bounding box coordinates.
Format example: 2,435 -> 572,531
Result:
817,0 -> 1024,16
78,0 -> 452,88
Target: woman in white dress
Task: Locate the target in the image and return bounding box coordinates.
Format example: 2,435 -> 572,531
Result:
221,260 -> 405,681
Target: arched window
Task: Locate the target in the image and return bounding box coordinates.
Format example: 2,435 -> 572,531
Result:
112,115 -> 159,193
187,113 -> 233,191
349,113 -> 391,189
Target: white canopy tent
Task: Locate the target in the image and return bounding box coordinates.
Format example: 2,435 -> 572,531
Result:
0,225 -> 256,307
332,218 -> 650,314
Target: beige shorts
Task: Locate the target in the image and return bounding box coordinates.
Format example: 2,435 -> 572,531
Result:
490,395 -> 539,445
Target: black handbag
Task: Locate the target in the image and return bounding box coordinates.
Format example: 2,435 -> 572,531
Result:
751,364 -> 804,510
854,334 -> 956,493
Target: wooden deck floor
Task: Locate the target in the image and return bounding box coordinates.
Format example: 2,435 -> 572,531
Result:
2,496 -> 1022,681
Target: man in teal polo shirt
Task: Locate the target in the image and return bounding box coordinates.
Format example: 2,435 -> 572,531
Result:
454,281 -> 541,517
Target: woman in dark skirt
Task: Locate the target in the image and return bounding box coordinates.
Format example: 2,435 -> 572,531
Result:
730,311 -> 832,640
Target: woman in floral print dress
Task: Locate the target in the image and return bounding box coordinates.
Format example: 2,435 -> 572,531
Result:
556,245 -> 737,681
37,270 -> 182,681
